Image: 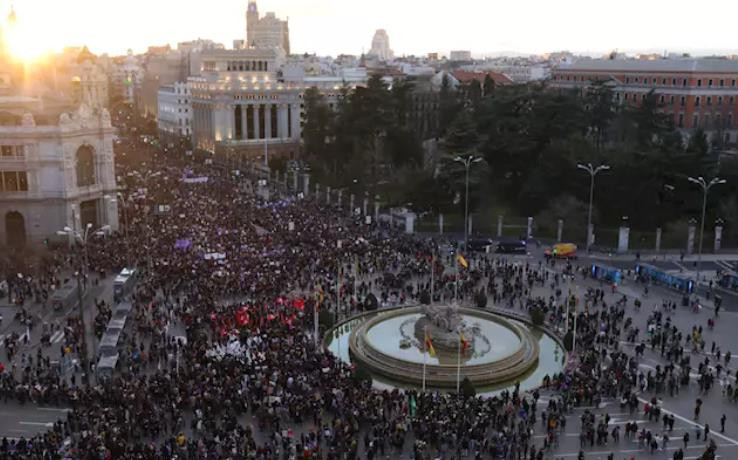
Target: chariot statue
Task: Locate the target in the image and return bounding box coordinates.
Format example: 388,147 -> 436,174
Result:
414,303 -> 474,353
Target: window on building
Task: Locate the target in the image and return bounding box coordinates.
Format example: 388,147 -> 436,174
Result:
707,96 -> 712,106
693,115 -> 699,127
718,96 -> 723,106
708,79 -> 713,86
678,113 -> 684,128
635,77 -> 639,83
683,78 -> 687,87
720,79 -> 725,87
659,95 -> 665,104
731,96 -> 735,104
75,145 -> 95,187
697,79 -> 702,87
662,78 -> 667,85
729,114 -> 733,128
670,95 -> 675,104
0,171 -> 27,192
733,79 -> 737,87
705,115 -> 711,128
672,78 -> 676,85
625,77 -> 630,84
680,96 -> 686,106
696,97 -> 701,107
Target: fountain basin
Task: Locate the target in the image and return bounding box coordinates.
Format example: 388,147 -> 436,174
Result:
347,306 -> 541,388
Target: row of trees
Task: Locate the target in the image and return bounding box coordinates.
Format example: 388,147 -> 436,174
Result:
303,74 -> 738,245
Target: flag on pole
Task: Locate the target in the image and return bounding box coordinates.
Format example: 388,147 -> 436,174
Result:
456,253 -> 468,269
424,330 -> 437,357
460,331 -> 470,354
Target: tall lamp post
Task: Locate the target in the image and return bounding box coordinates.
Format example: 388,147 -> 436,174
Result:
57,222 -> 110,382
105,193 -> 132,268
687,176 -> 726,282
577,163 -> 610,251
453,155 -> 483,254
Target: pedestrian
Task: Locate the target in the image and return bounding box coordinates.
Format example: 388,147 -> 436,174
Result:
721,414 -> 726,433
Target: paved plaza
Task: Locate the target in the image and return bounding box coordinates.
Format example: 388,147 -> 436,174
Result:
3,242 -> 738,459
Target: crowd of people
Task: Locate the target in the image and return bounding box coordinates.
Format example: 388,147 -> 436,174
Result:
0,134 -> 728,460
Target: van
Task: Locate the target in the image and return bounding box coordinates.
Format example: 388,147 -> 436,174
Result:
495,239 -> 527,254
97,354 -> 119,380
113,268 -> 137,301
50,281 -> 79,311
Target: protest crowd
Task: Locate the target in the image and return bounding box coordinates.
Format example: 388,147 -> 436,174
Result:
0,136 -> 724,460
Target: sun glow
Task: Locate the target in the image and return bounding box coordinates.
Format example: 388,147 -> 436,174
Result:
4,12 -> 53,63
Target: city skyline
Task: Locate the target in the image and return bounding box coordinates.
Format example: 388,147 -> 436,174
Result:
5,0 -> 738,60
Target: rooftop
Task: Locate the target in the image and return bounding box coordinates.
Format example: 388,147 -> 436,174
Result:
452,70 -> 514,86
556,58 -> 738,73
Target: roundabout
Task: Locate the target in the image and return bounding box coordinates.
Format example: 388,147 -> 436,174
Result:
325,304 -> 566,394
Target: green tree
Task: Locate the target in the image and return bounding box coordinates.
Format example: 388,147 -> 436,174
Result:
585,80 -> 616,150
303,87 -> 335,172
482,74 -> 495,97
438,74 -> 462,135
687,128 -> 709,155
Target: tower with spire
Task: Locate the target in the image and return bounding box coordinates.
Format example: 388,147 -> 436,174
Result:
244,1 -> 289,54
246,1 -> 259,48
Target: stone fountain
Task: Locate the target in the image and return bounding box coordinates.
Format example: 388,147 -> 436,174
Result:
413,303 -> 475,352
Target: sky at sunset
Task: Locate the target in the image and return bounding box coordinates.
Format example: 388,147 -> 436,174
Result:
4,0 -> 738,59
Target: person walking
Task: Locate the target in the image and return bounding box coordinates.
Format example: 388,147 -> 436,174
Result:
721,414 -> 726,433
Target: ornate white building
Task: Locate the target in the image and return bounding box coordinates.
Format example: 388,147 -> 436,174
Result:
0,100 -> 118,249
0,23 -> 118,249
369,29 -> 393,62
189,47 -> 302,161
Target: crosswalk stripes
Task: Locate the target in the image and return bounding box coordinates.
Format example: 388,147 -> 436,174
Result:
0,330 -> 65,346
49,330 -> 65,343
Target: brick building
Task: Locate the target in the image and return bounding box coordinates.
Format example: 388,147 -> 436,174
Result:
551,58 -> 738,145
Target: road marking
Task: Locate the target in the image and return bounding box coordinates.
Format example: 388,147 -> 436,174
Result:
19,422 -> 53,427
50,331 -> 65,343
35,407 -> 71,412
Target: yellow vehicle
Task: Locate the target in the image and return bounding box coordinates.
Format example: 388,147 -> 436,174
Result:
545,243 -> 577,259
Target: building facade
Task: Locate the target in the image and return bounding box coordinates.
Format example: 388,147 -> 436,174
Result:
449,50 -> 472,62
551,58 -> 738,144
157,82 -> 192,140
189,48 -> 302,163
0,102 -> 119,248
138,46 -> 187,118
369,30 -> 393,62
0,11 -> 118,249
245,1 -> 290,54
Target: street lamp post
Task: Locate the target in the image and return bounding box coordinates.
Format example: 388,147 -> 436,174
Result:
687,176 -> 726,283
577,163 -> 610,251
453,155 -> 483,254
58,222 -> 110,383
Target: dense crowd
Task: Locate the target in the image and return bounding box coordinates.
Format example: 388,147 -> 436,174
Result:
0,137 -> 725,460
